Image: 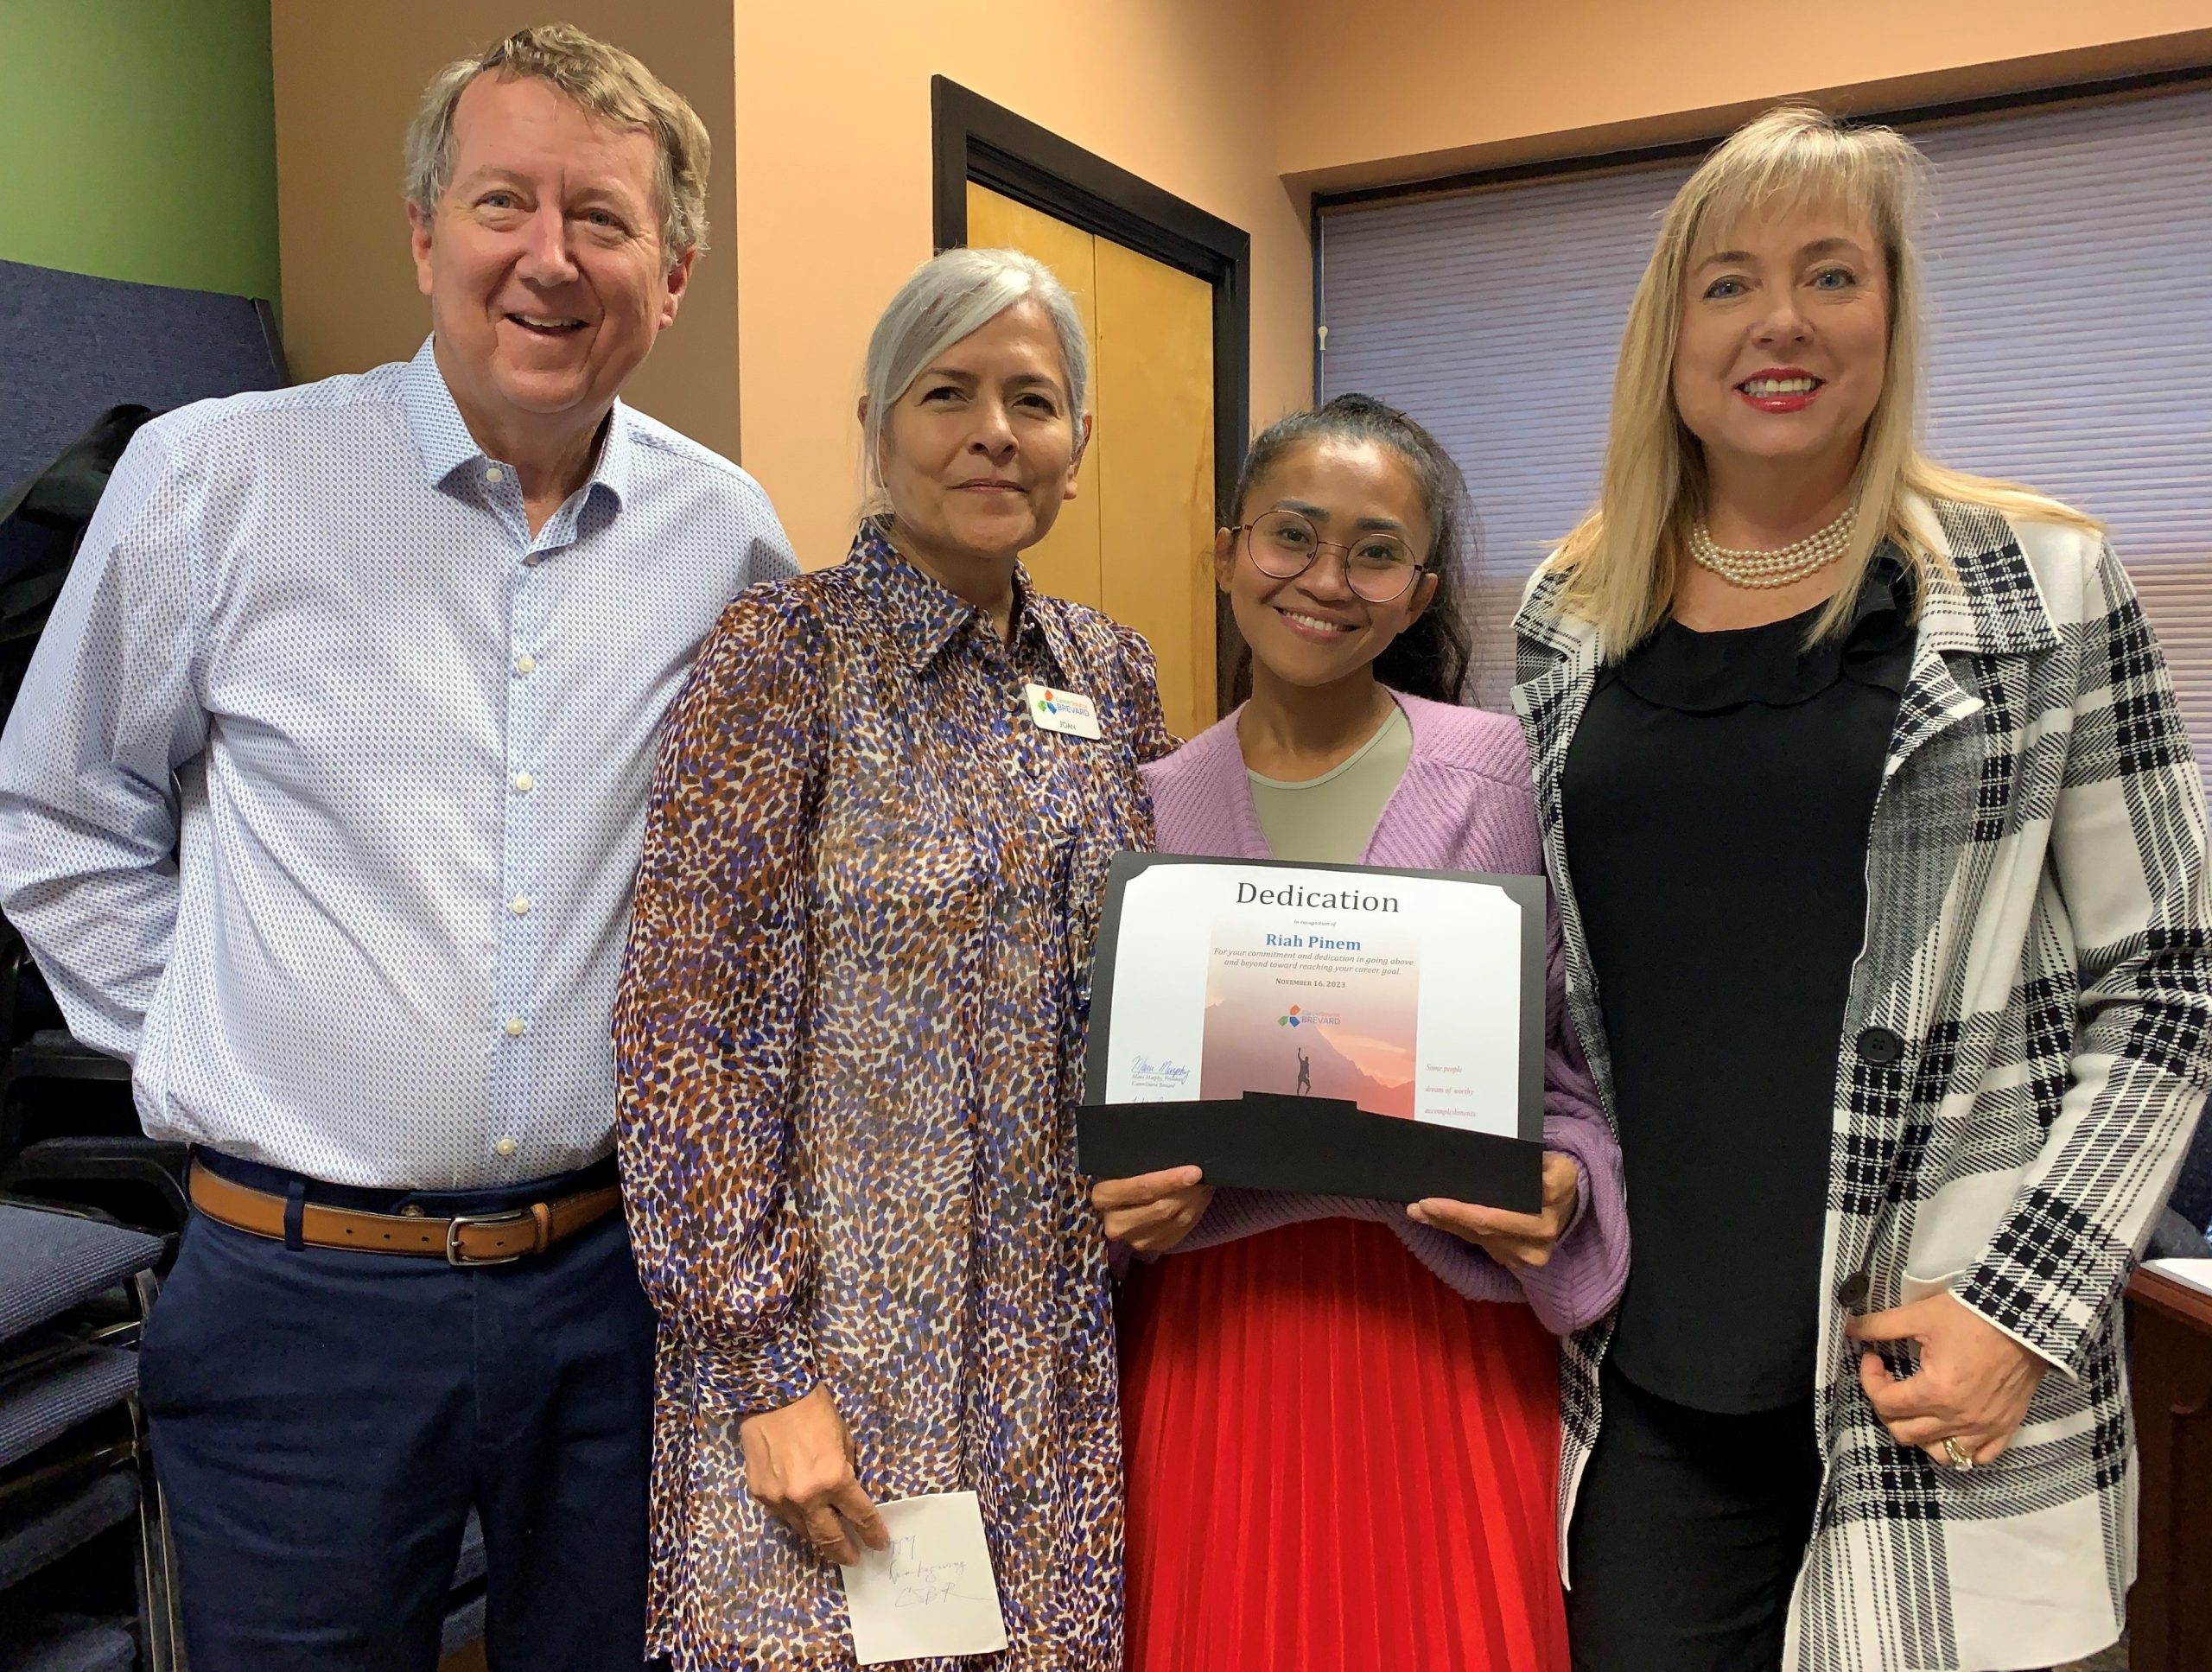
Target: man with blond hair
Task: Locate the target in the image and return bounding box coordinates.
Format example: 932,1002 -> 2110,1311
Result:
0,25 -> 792,1669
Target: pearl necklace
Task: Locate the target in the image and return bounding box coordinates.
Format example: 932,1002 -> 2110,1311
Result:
1688,504 -> 1857,590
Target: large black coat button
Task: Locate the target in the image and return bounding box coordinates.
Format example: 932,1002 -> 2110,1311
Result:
1855,1026 -> 1905,1066
1834,1270 -> 1872,1313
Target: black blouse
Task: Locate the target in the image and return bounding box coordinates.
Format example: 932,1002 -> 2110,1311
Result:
1561,565 -> 1913,1414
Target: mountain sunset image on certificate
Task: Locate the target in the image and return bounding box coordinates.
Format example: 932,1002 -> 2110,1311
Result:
1200,913 -> 1421,1117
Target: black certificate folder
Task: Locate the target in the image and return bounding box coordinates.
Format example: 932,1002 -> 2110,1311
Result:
1078,852 -> 1547,1213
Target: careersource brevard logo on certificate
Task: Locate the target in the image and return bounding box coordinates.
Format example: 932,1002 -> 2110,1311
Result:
1106,863 -> 1523,1137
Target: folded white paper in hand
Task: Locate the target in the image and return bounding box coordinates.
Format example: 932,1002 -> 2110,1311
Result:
838,1491 -> 1007,1666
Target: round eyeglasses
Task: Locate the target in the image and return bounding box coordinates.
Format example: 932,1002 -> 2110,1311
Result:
1234,509 -> 1425,604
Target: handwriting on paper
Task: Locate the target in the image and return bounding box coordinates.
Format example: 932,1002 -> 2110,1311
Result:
884,1535 -> 982,1607
840,1491 -> 1007,1665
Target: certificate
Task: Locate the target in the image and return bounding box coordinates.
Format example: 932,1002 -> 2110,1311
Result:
1078,853 -> 1547,1212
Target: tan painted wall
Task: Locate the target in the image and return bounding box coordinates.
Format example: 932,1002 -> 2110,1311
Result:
270,1 -> 2212,551
731,0 -> 1309,569
1277,0 -> 2212,191
269,3 -> 739,458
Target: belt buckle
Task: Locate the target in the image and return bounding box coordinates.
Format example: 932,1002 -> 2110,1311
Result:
444,1207 -> 533,1267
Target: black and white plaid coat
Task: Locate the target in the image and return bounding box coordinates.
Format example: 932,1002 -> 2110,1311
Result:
1511,498 -> 2212,1672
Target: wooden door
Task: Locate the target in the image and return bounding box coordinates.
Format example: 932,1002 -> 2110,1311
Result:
966,184 -> 1217,739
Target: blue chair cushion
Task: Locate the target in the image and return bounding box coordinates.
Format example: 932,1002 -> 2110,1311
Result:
0,1466 -> 137,1594
0,1207 -> 162,1342
0,255 -> 284,497
0,1344 -> 136,1472
452,1509 -> 486,1591
2170,1097 -> 2212,1231
439,1586 -> 486,1658
3,1614 -> 137,1672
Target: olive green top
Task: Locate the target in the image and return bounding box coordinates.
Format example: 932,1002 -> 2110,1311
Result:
1245,703 -> 1413,864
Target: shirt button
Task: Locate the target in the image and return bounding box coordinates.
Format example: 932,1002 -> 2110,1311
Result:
1855,1026 -> 1905,1066
512,772 -> 535,793
503,1015 -> 526,1037
484,465 -> 505,485
493,1136 -> 518,1158
514,653 -> 537,677
509,894 -> 531,916
524,552 -> 544,568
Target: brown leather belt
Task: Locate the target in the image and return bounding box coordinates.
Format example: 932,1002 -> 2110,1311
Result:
188,1163 -> 623,1266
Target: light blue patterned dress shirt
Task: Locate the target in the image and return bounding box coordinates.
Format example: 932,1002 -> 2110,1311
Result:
0,338 -> 798,1188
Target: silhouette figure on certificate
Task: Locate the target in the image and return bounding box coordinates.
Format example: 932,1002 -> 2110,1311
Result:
1295,1047 -> 1312,1096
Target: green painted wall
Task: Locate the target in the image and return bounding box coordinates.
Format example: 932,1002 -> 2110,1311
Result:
0,0 -> 279,301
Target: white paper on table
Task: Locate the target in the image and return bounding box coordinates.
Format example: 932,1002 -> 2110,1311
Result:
2146,1256 -> 2212,1297
838,1491 -> 1007,1666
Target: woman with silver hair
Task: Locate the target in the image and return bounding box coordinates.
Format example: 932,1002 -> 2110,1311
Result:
613,248 -> 1170,1669
1516,105 -> 2210,1669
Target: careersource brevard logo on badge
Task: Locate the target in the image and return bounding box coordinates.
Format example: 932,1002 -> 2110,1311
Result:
1276,1004 -> 1343,1027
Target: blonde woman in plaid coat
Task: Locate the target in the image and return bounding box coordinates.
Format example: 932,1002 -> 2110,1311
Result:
1514,107 -> 2211,1671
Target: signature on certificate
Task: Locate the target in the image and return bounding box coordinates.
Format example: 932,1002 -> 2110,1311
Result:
1130,1055 -> 1192,1090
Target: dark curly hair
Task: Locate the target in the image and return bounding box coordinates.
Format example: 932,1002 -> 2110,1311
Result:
1226,393 -> 1474,704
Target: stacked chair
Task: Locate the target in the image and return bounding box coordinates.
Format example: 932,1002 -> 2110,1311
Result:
0,1200 -> 173,1671
0,944 -> 494,1666
442,1515 -> 489,1662
0,887 -> 181,1671
0,936 -> 180,1243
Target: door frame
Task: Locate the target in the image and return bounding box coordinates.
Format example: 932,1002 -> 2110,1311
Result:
932,77 -> 1252,715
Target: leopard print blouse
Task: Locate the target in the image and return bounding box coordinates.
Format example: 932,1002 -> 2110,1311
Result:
614,521 -> 1172,1669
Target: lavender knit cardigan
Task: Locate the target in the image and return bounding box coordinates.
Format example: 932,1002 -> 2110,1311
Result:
1139,691 -> 1629,1335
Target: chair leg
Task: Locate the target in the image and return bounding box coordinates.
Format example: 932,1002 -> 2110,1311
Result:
128,1265 -> 188,1670
137,1462 -> 187,1672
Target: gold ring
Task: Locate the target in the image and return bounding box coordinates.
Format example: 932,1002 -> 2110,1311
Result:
1942,1436 -> 1974,1472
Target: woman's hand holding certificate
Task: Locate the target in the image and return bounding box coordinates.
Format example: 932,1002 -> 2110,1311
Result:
1090,1166 -> 1214,1252
1408,1152 -> 1582,1271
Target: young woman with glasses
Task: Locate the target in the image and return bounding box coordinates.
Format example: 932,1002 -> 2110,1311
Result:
1090,395 -> 1628,1672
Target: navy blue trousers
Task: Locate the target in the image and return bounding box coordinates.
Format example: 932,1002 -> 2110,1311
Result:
138,1153 -> 658,1672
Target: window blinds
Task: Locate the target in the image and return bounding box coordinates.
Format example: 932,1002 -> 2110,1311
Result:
1317,84 -> 2212,783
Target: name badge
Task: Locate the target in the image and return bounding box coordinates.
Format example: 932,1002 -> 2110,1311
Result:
1024,683 -> 1103,741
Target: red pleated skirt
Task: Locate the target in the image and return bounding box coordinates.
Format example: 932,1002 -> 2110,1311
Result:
1119,1218 -> 1569,1672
